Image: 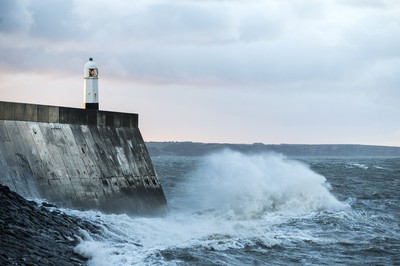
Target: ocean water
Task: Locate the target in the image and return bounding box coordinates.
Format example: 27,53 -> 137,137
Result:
65,150 -> 399,265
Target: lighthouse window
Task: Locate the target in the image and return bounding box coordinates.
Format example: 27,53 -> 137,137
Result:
89,68 -> 98,77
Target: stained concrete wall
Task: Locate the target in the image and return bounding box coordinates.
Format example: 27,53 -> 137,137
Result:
0,101 -> 166,215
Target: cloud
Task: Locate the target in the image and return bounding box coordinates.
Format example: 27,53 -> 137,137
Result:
1,0 -> 398,83
29,0 -> 77,40
1,0 -> 400,145
0,0 -> 32,33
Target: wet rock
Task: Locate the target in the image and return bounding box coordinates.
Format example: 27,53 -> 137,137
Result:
0,184 -> 100,265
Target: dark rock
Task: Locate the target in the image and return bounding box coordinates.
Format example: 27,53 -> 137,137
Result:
41,202 -> 58,208
0,184 -> 101,265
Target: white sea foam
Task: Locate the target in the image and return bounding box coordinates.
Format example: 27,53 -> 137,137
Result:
181,150 -> 349,219
72,151 -> 350,265
346,162 -> 369,169
373,165 -> 387,170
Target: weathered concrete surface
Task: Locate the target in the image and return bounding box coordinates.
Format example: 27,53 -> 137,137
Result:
0,101 -> 167,215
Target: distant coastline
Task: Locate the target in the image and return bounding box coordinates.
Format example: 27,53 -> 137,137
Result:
146,142 -> 400,157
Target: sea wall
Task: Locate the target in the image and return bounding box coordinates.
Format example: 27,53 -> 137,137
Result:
0,101 -> 166,215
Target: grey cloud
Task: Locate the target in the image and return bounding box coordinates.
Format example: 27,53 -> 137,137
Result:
0,0 -> 32,33
29,0 -> 77,40
0,0 -> 82,40
238,14 -> 282,42
287,0 -> 328,20
1,0 -> 399,89
76,1 -> 237,44
0,44 -> 84,74
338,0 -> 387,8
346,16 -> 400,60
101,40 -> 362,86
1,0 -> 399,145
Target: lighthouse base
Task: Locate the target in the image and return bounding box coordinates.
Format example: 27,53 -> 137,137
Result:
85,103 -> 99,110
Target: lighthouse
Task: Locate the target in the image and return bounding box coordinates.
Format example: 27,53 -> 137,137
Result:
84,58 -> 99,110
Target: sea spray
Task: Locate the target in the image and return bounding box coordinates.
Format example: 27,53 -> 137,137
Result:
72,151 -> 358,265
179,150 -> 349,219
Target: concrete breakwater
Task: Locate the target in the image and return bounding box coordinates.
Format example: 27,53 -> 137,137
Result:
0,101 -> 166,215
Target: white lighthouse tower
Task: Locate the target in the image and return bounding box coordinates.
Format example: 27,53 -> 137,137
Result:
84,57 -> 99,110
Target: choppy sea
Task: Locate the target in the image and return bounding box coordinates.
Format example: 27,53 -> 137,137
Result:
62,150 -> 399,265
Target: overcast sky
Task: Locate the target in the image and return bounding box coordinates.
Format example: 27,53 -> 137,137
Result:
0,0 -> 399,146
